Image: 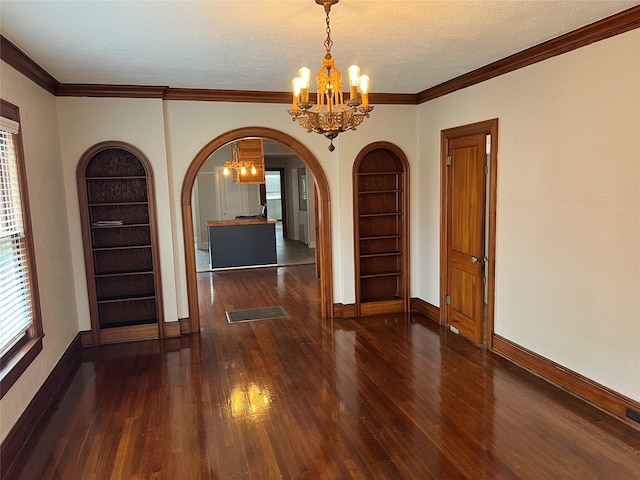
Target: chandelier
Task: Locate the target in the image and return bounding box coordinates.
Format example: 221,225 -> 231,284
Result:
288,0 -> 373,151
223,141 -> 257,176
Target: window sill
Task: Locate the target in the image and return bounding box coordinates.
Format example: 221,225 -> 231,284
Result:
0,336 -> 44,399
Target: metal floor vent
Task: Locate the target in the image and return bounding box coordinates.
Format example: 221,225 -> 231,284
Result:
226,306 -> 288,323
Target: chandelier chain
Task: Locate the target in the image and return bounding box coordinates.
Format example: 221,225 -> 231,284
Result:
324,9 -> 333,53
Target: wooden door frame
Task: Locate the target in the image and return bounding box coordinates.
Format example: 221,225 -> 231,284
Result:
440,119 -> 498,348
181,127 -> 333,333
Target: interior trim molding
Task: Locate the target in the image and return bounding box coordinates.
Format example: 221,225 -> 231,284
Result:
57,84 -> 168,99
0,35 -> 59,95
57,87 -> 418,104
164,321 -> 181,338
332,303 -> 358,319
0,333 -> 83,479
179,318 -> 191,334
164,88 -> 291,103
80,330 -> 92,347
492,335 -> 640,430
4,7 -> 637,103
410,298 -> 441,324
417,6 -> 640,103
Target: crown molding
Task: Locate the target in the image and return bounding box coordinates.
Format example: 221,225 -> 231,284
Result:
0,35 -> 59,95
417,5 -> 640,103
56,84 -> 168,99
2,6 -> 639,104
163,88 -> 418,104
370,93 -> 418,105
163,88 -> 291,103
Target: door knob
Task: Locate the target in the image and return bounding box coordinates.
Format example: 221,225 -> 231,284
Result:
472,256 -> 479,263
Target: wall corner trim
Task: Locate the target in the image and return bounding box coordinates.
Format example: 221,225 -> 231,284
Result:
410,298 -> 441,324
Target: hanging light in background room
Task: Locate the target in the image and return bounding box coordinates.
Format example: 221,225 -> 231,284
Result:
223,141 -> 258,176
288,0 -> 373,151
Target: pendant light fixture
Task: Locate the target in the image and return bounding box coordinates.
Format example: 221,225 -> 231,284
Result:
288,0 -> 373,151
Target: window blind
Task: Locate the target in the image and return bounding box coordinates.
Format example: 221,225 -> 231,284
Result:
0,119 -> 33,358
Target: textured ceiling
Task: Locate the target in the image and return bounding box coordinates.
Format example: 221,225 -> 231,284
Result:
1,1 -> 638,94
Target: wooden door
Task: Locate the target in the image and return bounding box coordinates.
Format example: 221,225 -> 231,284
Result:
445,133 -> 486,343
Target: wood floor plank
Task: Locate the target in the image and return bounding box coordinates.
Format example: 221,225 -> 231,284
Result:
7,264 -> 640,479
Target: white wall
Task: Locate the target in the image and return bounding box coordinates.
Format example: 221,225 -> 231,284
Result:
0,64 -> 79,442
417,29 -> 640,401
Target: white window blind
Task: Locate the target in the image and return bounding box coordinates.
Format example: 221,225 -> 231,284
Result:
0,118 -> 33,358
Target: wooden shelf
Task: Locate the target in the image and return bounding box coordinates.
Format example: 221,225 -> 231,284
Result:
86,176 -> 147,180
360,271 -> 403,279
95,269 -> 153,278
97,294 -> 156,304
358,189 -> 402,194
361,252 -> 402,258
353,143 -> 410,316
88,202 -> 148,206
92,244 -> 152,251
358,212 -> 402,218
360,234 -> 402,240
361,295 -> 403,303
78,143 -> 164,343
91,223 -> 150,229
358,171 -> 404,176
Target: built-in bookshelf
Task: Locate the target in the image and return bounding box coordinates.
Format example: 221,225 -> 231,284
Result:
353,143 -> 410,316
77,142 -> 163,344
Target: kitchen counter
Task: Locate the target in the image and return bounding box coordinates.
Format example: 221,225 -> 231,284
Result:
207,219 -> 277,268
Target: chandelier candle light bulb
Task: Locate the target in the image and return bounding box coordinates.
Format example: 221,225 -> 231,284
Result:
288,0 -> 373,151
359,74 -> 370,108
348,65 -> 360,102
299,68 -> 311,103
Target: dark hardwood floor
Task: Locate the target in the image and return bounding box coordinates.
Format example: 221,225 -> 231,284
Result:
9,264 -> 640,479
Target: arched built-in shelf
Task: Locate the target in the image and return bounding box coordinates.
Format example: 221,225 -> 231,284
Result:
77,142 -> 164,344
353,142 -> 410,316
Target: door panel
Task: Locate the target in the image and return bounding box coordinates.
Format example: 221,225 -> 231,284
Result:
446,134 -> 486,342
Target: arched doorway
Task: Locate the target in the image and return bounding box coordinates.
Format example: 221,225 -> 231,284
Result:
181,127 -> 333,332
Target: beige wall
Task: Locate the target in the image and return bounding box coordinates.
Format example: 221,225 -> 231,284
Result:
0,64 -> 79,442
56,97 -> 180,330
2,25 -> 638,442
54,98 -> 418,325
417,29 -> 640,400
163,101 -> 417,315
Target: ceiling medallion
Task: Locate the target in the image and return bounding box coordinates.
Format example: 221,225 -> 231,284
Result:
288,0 -> 373,151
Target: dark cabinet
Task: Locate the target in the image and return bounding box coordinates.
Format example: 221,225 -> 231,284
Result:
77,142 -> 164,344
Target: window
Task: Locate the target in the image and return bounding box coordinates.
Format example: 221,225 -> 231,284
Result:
0,99 -> 43,399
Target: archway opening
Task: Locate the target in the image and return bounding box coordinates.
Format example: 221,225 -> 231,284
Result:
180,127 -> 333,332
